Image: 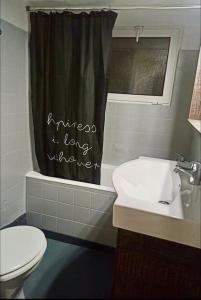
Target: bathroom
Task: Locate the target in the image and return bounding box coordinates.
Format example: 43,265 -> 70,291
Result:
0,0 -> 200,298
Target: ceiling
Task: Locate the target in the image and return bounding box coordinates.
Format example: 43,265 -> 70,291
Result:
26,0 -> 201,8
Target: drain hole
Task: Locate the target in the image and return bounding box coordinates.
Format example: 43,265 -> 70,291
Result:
158,200 -> 170,205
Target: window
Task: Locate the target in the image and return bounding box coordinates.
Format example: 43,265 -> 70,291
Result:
108,28 -> 181,105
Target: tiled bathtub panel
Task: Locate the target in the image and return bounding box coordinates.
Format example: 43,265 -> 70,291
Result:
43,183 -> 59,202
27,195 -> 43,214
72,222 -> 95,240
89,209 -> 113,228
42,215 -> 57,232
27,211 -> 116,247
71,222 -> 117,247
43,199 -> 58,216
57,218 -> 74,236
27,211 -> 43,228
59,187 -> 75,205
26,177 -> 117,246
91,192 -> 116,212
27,193 -> 115,227
26,178 -> 59,201
27,196 -> 57,216
74,206 -> 91,224
90,227 -> 118,247
27,211 -> 57,233
26,179 -> 43,198
57,202 -> 74,220
26,178 -> 117,211
75,190 -> 92,208
27,176 -> 115,196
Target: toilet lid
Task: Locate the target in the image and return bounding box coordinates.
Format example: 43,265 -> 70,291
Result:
0,226 -> 47,276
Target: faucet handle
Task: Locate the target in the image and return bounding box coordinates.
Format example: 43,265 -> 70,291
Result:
176,161 -> 193,170
175,152 -> 185,162
191,161 -> 201,171
191,162 -> 201,185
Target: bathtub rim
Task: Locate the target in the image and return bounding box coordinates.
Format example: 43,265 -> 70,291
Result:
26,170 -> 115,193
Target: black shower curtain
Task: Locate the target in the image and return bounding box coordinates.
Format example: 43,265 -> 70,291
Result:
30,11 -> 117,184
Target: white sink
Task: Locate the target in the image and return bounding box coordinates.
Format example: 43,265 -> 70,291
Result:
112,157 -> 201,248
113,156 -> 183,219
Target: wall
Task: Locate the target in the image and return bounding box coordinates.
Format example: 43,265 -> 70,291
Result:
189,126 -> 201,162
1,1 -> 200,243
114,5 -> 200,50
103,50 -> 200,165
0,18 -> 32,227
0,0 -> 28,31
102,7 -> 200,165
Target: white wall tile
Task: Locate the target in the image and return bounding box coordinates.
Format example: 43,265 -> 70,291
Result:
91,193 -> 115,212
43,183 -> 59,201
1,131 -> 29,155
42,215 -> 57,232
74,206 -> 90,224
27,212 -> 43,228
0,209 -> 7,228
1,113 -> 28,135
58,186 -> 74,205
26,179 -> 43,198
57,203 -> 74,220
89,210 -> 112,228
57,218 -> 74,236
43,199 -> 57,216
1,92 -> 28,114
27,196 -> 43,214
4,200 -> 24,226
2,181 -> 23,203
74,190 -> 91,208
72,222 -> 94,240
1,151 -> 23,192
0,20 -> 31,228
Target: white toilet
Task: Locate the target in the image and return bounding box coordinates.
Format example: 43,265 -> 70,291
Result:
0,226 -> 47,299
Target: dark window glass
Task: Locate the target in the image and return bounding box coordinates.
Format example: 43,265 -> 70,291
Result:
109,37 -> 170,96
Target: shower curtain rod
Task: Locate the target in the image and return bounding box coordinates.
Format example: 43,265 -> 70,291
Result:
26,5 -> 201,12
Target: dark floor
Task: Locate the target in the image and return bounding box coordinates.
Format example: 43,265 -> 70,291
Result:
24,237 -> 115,299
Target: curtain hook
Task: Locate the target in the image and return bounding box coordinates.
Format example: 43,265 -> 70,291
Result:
134,26 -> 144,43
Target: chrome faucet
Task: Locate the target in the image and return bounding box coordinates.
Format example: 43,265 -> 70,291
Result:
174,153 -> 201,185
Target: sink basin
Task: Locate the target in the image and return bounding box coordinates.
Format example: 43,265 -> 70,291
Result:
113,156 -> 183,219
112,157 -> 201,249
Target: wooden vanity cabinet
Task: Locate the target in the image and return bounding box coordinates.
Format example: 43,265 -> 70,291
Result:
112,229 -> 201,299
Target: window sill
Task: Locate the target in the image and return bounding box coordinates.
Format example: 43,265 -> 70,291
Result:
188,119 -> 201,133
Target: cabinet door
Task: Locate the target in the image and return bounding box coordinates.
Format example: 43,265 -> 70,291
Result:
112,229 -> 201,299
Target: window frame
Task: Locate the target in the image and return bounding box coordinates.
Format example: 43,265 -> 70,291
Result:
108,27 -> 181,105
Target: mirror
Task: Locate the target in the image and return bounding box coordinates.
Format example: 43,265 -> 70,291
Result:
188,48 -> 201,132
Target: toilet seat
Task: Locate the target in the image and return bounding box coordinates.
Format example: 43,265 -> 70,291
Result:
0,226 -> 47,282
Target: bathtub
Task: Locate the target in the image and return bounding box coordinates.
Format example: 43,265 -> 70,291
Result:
26,164 -> 117,247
